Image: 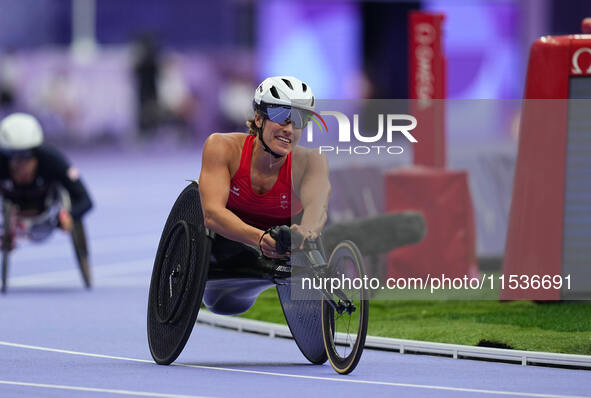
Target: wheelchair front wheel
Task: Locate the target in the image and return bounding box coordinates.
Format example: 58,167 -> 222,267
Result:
321,240 -> 369,374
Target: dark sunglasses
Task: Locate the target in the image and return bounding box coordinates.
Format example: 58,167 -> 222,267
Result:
3,149 -> 34,160
263,105 -> 313,129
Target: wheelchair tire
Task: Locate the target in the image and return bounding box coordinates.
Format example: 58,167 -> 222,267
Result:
71,220 -> 91,289
147,182 -> 211,365
1,244 -> 8,294
277,283 -> 328,365
1,201 -> 11,294
321,240 -> 369,374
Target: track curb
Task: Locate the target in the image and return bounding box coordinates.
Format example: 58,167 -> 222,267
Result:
197,311 -> 591,370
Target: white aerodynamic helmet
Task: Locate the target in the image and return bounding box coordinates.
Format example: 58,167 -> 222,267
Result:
253,76 -> 315,111
0,113 -> 44,151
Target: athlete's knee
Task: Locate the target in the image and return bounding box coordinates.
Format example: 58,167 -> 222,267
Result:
28,220 -> 55,242
203,287 -> 256,316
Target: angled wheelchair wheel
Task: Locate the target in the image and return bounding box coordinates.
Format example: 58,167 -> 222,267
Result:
277,283 -> 327,365
321,240 -> 369,374
71,220 -> 91,289
1,201 -> 12,294
147,182 -> 211,365
1,238 -> 9,294
1,244 -> 7,294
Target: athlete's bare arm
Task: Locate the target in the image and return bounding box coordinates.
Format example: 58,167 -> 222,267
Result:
199,133 -> 279,257
199,134 -> 260,245
293,149 -> 330,238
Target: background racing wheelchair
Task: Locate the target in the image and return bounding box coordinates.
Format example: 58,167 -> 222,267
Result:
1,184 -> 91,293
147,181 -> 424,374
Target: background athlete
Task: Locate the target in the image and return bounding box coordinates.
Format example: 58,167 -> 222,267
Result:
0,113 -> 93,244
199,76 -> 330,259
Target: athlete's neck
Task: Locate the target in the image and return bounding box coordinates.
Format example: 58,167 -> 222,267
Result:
251,138 -> 286,172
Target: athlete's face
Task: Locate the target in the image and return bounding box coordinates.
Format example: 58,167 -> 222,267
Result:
255,113 -> 302,156
10,157 -> 38,185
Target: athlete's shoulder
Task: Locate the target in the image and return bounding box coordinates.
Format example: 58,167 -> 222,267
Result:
206,132 -> 248,145
202,132 -> 247,160
34,145 -> 70,167
293,145 -> 324,165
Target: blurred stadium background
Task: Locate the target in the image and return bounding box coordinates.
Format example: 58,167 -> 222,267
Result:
0,0 -> 590,263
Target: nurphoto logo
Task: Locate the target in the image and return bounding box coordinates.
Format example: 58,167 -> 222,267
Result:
305,111 -> 418,155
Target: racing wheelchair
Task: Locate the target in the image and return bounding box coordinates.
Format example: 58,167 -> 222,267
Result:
147,181 -> 426,374
147,181 -> 372,374
1,185 -> 91,293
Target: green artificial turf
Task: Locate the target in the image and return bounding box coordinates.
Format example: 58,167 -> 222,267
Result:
239,288 -> 591,355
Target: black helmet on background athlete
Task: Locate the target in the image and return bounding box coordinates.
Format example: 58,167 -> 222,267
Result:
252,76 -> 315,158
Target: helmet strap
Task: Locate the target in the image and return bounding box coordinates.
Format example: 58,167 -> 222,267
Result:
257,119 -> 284,159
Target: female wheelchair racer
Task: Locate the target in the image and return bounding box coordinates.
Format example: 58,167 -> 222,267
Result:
147,77 -> 369,374
147,181 -> 369,374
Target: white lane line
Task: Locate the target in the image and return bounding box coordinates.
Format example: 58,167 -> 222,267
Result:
0,380 -> 213,398
9,258 -> 153,287
0,341 -> 587,398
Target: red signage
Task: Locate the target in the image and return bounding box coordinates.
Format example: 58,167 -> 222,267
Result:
408,11 -> 446,168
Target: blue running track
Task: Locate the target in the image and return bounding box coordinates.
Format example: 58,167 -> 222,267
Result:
0,149 -> 590,398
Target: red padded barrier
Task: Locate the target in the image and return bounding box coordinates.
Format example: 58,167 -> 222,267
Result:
385,167 -> 477,280
501,24 -> 591,300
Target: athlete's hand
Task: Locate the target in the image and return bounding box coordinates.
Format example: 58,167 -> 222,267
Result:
259,231 -> 284,259
58,209 -> 73,232
290,224 -> 314,250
